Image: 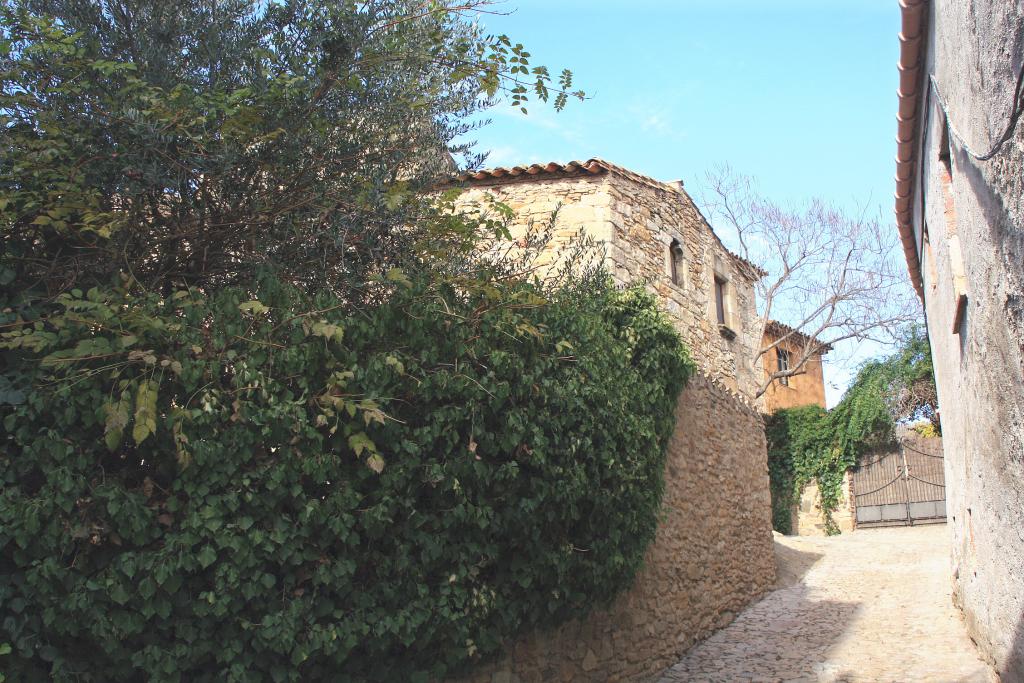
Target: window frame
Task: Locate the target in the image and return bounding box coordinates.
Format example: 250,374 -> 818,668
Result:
669,239 -> 685,287
776,347 -> 791,386
713,275 -> 727,326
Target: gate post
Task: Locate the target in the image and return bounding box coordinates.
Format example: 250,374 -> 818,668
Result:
900,445 -> 913,525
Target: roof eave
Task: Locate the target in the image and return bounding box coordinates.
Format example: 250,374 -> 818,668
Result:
764,320 -> 833,356
446,157 -> 769,278
894,0 -> 928,300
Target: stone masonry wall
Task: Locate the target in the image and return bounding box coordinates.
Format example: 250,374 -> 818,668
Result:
445,374 -> 776,683
601,173 -> 761,401
912,1 -> 1024,677
451,174 -> 616,282
790,472 -> 855,537
452,171 -> 763,402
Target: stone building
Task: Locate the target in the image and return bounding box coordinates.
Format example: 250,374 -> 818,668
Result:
894,0 -> 1024,677
450,159 -> 765,401
442,159 -> 776,680
761,320 -> 830,414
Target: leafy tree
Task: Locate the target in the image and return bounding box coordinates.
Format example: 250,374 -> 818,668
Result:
879,326 -> 939,431
1,0 -> 584,301
0,3 -> 699,681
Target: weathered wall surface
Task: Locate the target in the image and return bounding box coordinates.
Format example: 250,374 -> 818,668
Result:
790,473 -> 855,537
446,374 -> 776,683
912,1 -> 1024,677
601,173 -> 762,402
452,174 -> 616,281
761,332 -> 827,414
452,171 -> 763,402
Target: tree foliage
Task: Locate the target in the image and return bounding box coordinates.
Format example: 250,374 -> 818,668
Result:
766,326 -> 938,534
0,2 -> 700,680
1,0 -> 584,301
0,274 -> 692,681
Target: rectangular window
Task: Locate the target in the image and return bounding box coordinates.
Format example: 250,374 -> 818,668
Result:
714,276 -> 726,326
777,348 -> 791,386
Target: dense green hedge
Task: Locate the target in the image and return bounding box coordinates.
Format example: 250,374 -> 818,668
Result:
0,275 -> 692,682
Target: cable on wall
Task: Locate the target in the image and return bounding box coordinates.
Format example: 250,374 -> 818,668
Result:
928,57 -> 1024,162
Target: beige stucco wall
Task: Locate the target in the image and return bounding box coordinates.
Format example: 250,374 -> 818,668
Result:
445,374 -> 776,683
910,1 -> 1024,677
452,171 -> 762,401
790,472 -> 855,537
762,332 -> 827,414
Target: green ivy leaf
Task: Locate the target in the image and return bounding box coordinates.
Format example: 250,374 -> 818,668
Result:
109,584 -> 130,605
348,432 -> 375,457
132,380 -> 158,445
238,300 -> 269,315
197,545 -> 217,569
104,388 -> 132,451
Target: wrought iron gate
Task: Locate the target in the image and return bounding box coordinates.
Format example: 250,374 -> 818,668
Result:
852,437 -> 946,527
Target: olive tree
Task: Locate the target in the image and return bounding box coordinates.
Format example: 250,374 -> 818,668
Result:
1,0 -> 583,302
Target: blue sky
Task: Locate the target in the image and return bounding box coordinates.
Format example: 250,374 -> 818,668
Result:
464,0 -> 907,406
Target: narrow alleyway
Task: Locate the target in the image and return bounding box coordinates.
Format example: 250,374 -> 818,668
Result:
658,525 -> 996,683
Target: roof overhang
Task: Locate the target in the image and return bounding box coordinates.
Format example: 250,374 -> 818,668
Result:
894,0 -> 928,299
445,157 -> 769,279
764,320 -> 833,355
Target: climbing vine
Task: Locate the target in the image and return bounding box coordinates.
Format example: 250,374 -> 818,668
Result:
0,275 -> 693,681
766,326 -> 937,534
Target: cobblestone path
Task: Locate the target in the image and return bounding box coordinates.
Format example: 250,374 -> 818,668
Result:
658,525 -> 995,683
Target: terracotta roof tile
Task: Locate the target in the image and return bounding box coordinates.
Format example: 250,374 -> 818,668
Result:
764,320 -> 833,355
893,0 -> 928,300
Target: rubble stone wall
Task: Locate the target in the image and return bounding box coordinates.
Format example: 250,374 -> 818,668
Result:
452,172 -> 762,401
790,473 -> 856,537
446,374 -> 776,683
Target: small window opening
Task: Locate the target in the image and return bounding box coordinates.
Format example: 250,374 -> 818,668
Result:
777,348 -> 791,386
939,115 -> 952,179
669,239 -> 685,287
714,276 -> 727,326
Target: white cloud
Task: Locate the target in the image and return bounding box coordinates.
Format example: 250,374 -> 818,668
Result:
483,145 -> 533,168
626,103 -> 688,141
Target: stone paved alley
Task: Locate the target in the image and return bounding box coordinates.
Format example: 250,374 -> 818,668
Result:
658,525 -> 996,683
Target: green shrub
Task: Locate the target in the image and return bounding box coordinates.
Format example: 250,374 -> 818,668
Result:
766,326 -> 936,534
765,405 -> 830,535
0,275 -> 692,682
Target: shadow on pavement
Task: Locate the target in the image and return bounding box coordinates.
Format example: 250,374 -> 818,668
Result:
1006,609 -> 1024,682
657,584 -> 860,682
771,533 -> 826,590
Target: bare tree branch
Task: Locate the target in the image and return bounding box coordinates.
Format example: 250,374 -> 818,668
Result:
701,165 -> 919,400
